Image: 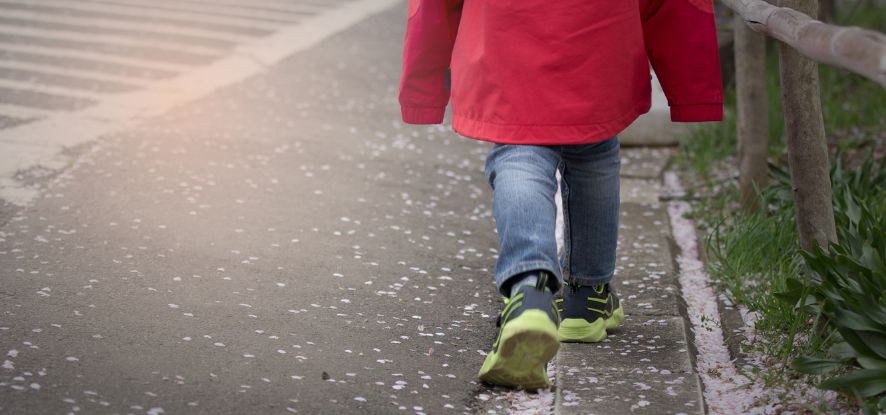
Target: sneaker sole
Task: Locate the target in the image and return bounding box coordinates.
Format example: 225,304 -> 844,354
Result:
477,310 -> 559,389
558,317 -> 606,342
605,304 -> 625,330
558,304 -> 626,343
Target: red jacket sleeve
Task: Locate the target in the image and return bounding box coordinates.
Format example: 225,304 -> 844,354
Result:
641,0 -> 724,122
398,0 -> 463,125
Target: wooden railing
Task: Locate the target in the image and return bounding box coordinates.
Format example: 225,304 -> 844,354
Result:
724,0 -> 886,250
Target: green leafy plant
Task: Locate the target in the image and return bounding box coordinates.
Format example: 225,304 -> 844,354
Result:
781,188 -> 886,412
766,153 -> 886,214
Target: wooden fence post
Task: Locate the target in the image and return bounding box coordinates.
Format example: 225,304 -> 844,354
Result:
734,15 -> 769,211
818,0 -> 834,22
777,0 -> 838,250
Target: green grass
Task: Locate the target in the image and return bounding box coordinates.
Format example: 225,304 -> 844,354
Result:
675,86 -> 736,177
705,206 -> 806,366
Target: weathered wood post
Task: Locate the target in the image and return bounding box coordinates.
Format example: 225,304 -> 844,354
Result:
734,15 -> 770,211
818,0 -> 834,22
777,0 -> 838,249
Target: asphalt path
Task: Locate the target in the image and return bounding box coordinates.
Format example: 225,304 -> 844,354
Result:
0,5 -> 504,414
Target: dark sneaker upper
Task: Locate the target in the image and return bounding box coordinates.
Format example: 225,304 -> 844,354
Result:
556,282 -> 620,322
479,272 -> 562,389
492,272 -> 560,352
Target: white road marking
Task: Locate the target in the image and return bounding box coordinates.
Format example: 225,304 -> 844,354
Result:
0,43 -> 195,73
84,0 -> 323,22
0,0 -> 403,206
0,26 -> 230,57
0,78 -> 112,101
0,103 -> 54,119
180,0 -> 342,14
0,9 -> 263,44
0,0 -> 288,30
0,60 -> 151,87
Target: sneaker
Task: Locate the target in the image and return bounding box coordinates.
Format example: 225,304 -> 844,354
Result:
555,282 -> 624,343
477,272 -> 560,389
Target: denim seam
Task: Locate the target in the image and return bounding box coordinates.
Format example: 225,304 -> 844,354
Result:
558,158 -> 572,284
567,272 -> 614,286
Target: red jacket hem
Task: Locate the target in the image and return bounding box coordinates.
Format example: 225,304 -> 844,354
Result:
451,100 -> 651,145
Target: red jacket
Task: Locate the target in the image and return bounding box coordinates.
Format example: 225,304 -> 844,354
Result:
398,0 -> 724,145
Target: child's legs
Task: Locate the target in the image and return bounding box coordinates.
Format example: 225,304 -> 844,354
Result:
484,144 -> 562,296
559,136 -> 620,286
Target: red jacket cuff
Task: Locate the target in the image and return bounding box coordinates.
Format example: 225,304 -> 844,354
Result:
670,103 -> 723,122
401,106 -> 446,124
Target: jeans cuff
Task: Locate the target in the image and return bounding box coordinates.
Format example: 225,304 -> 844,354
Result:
497,260 -> 563,296
566,272 -> 614,287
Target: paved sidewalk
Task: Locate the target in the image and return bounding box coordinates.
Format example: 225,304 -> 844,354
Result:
0,3 -> 704,415
1,5 -> 501,414
554,148 -> 704,414
474,148 -> 704,415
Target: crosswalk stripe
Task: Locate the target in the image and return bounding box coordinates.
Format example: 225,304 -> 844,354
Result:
0,43 -> 196,73
259,0 -> 355,8
0,103 -> 54,119
0,9 -> 262,45
0,47 -> 178,80
0,33 -> 218,65
178,0 -> 336,14
0,0 -> 367,126
0,65 -> 140,93
0,26 -> 229,57
0,85 -> 94,111
0,78 -> 112,101
0,0 -> 287,31
0,60 -> 151,87
0,0 -> 397,206
81,0 -> 320,22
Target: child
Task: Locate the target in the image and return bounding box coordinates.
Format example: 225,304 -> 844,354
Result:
398,0 -> 722,389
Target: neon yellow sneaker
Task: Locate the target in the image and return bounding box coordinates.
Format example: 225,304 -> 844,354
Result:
478,274 -> 560,389
556,282 -> 624,343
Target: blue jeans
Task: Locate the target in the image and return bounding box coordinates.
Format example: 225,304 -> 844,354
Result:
483,136 -> 621,296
